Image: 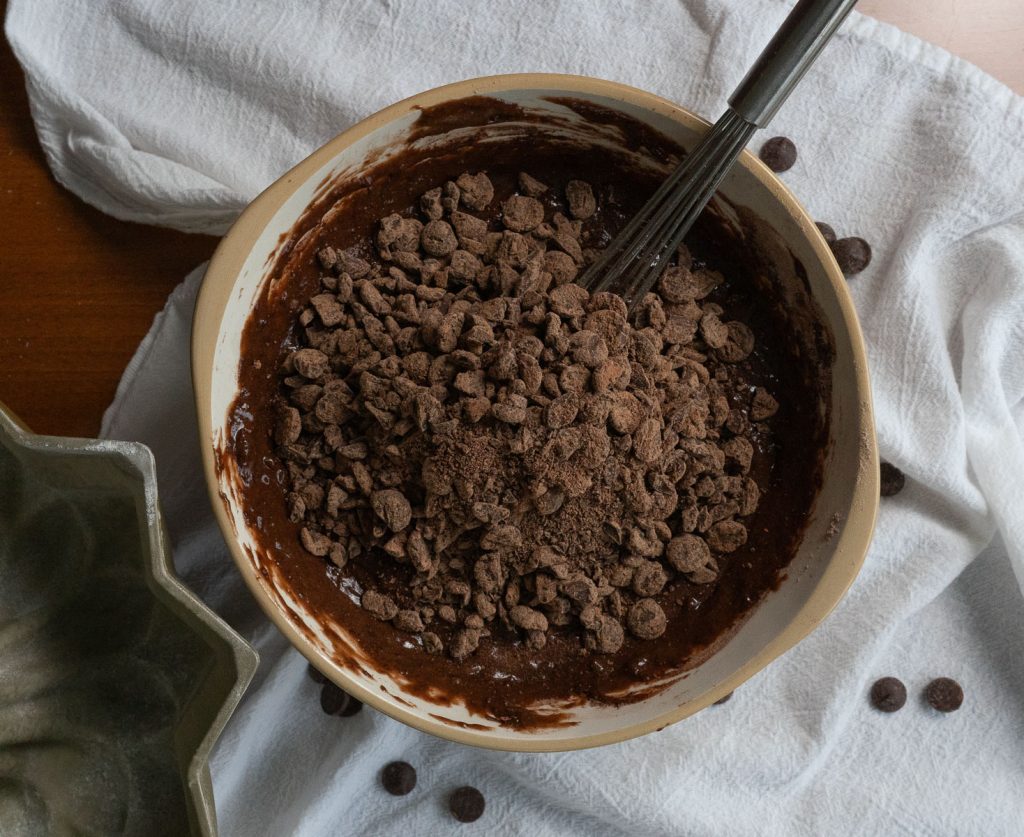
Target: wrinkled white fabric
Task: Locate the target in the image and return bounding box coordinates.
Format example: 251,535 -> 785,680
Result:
7,0 -> 1024,833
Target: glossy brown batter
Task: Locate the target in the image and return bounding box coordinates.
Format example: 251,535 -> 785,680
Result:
226,98 -> 829,726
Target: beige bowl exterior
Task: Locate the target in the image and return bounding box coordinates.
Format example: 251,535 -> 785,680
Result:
192,74 -> 878,751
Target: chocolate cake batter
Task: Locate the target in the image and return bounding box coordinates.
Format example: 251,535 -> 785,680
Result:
225,98 -> 830,727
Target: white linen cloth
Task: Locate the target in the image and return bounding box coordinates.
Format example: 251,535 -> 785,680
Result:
7,1 -> 1024,833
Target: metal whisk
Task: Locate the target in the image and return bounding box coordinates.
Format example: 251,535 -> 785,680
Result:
580,0 -> 860,308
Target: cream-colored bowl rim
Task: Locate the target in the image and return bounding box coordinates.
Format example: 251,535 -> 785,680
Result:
193,73 -> 878,751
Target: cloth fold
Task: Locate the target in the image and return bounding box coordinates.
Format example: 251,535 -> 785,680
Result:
7,0 -> 1024,833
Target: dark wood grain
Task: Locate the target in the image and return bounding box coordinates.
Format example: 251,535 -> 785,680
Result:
0,0 -> 218,437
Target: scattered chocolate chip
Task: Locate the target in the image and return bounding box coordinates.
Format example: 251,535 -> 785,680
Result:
565,179 -> 597,219
502,195 -> 544,232
815,222 -> 837,244
924,677 -> 963,712
759,136 -> 797,173
421,219 -> 458,257
869,677 -> 907,712
627,598 -> 667,639
750,387 -> 779,421
713,691 -> 733,705
321,684 -> 358,717
449,786 -> 486,823
380,761 -> 417,796
337,249 -> 371,278
717,321 -> 754,363
830,236 -> 872,275
518,171 -> 548,197
665,534 -> 710,573
591,614 -> 625,654
450,628 -> 482,661
879,462 -> 905,496
420,187 -> 444,220
455,172 -> 494,210
362,588 -> 399,621
706,520 -> 747,553
300,527 -> 332,557
317,246 -> 338,271
307,663 -> 327,684
275,405 -> 302,445
292,348 -> 330,380
371,489 -> 412,532
631,560 -> 667,596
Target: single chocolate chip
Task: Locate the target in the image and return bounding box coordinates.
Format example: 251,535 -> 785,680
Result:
830,236 -> 872,275
381,761 -> 417,796
815,222 -> 837,244
340,695 -> 364,717
449,786 -> 486,823
869,677 -> 907,712
879,462 -> 905,497
307,663 -> 327,684
713,691 -> 733,705
759,136 -> 797,173
924,677 -> 963,712
320,682 -> 357,716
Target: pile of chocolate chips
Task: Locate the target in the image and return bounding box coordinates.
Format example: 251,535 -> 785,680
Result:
275,171 -> 777,661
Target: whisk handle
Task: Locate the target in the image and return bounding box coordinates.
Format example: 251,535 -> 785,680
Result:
728,0 -> 859,127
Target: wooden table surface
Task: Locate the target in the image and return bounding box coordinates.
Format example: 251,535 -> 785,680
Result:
2,1 -> 1022,439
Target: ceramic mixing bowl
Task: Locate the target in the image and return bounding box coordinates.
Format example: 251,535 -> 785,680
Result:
193,74 -> 877,751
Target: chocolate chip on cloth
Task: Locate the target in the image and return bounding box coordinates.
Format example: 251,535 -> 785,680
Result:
380,761 -> 417,796
815,222 -> 837,244
924,677 -> 964,712
879,462 -> 905,496
449,786 -> 486,823
869,677 -> 907,712
272,169 -> 779,663
759,136 -> 797,173
319,681 -> 362,716
338,695 -> 363,716
831,236 -> 872,275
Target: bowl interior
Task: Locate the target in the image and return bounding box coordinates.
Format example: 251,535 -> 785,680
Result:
196,77 -> 877,750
